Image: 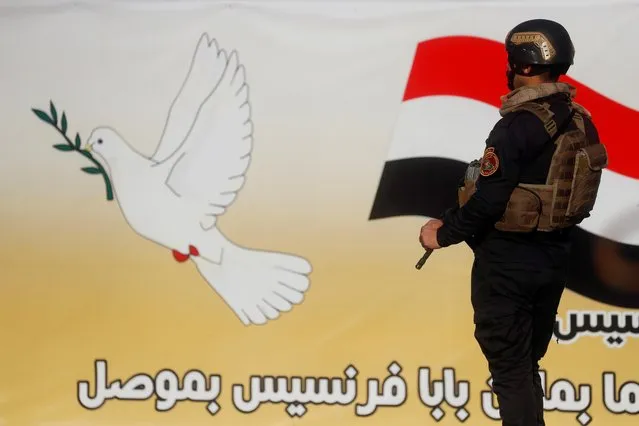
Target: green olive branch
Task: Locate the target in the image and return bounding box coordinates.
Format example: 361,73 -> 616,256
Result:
31,100 -> 113,201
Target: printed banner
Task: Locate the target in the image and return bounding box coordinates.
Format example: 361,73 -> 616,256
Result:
1,1 -> 638,425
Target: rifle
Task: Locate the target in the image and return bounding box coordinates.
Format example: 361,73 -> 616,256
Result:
415,248 -> 434,270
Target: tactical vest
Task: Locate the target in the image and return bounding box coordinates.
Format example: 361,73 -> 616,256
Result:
458,101 -> 608,232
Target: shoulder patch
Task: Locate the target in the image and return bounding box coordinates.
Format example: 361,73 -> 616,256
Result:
479,147 -> 499,177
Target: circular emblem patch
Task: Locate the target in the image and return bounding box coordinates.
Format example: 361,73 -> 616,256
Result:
479,147 -> 499,177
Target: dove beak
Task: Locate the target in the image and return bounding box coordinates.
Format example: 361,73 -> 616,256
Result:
84,143 -> 92,153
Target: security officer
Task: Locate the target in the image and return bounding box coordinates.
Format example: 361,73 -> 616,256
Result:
419,19 -> 607,426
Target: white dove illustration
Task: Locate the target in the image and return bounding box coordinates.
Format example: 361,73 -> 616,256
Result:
84,33 -> 312,326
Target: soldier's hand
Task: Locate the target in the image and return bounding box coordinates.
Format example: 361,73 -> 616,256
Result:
423,219 -> 443,230
419,220 -> 443,250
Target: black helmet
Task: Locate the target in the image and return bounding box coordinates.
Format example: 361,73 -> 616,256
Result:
505,19 -> 575,69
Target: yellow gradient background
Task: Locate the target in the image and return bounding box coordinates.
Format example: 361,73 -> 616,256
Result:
1,2 -> 637,425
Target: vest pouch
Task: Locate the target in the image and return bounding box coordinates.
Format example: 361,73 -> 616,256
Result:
458,181 -> 476,207
495,186 -> 543,232
565,143 -> 608,221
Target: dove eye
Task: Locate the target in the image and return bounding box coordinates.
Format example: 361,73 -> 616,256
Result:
97,139 -> 103,144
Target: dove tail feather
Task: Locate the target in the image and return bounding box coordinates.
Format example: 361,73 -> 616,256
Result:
191,246 -> 312,326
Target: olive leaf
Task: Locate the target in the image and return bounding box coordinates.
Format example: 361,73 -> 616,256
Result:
32,109 -> 53,125
60,112 -> 68,135
49,101 -> 58,126
53,144 -> 74,152
81,167 -> 101,175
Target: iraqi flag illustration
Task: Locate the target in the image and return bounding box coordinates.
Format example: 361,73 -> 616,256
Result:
370,36 -> 639,308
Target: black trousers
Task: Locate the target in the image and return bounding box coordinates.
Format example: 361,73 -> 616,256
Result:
471,256 -> 566,426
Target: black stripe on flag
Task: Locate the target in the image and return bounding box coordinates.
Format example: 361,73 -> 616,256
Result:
369,157 -> 467,220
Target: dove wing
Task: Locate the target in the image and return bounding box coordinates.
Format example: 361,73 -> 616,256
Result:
162,47 -> 253,228
151,33 -> 232,163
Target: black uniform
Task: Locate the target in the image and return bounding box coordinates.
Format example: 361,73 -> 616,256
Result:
435,92 -> 600,426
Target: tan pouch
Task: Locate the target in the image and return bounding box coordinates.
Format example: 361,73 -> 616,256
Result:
495,186 -> 543,232
565,143 -> 608,219
458,181 -> 476,207
458,159 -> 481,207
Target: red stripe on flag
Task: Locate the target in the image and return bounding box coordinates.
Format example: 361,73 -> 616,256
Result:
402,36 -> 639,180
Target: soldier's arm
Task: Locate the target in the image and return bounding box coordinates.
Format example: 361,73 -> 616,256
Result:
436,115 -> 534,247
